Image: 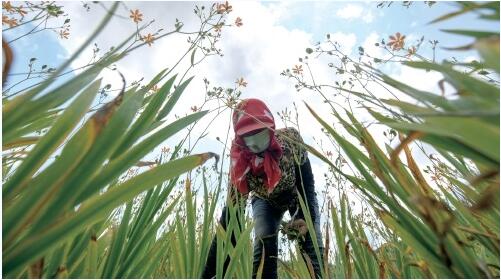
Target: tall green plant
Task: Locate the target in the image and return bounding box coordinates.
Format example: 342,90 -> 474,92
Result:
303,2 -> 499,278
2,3 -> 216,277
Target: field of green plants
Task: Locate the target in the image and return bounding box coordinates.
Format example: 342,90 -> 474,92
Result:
2,1 -> 499,278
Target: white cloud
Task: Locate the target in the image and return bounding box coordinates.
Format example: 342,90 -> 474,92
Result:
336,4 -> 374,23
265,1 -> 295,23
326,32 -> 357,56
405,33 -> 420,45
362,32 -> 383,58
336,4 -> 364,19
463,55 -> 480,63
187,2 -> 321,141
51,2 -> 340,160
392,64 -> 448,95
54,1 -> 452,191
53,1 -> 361,151
362,10 -> 374,23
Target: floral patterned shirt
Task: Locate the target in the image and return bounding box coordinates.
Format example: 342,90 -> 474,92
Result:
229,127 -> 308,210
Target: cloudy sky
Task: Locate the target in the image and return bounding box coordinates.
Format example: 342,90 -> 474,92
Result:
4,1 -> 499,207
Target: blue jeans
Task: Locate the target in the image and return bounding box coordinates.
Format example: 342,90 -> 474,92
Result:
251,192 -> 324,279
202,159 -> 323,279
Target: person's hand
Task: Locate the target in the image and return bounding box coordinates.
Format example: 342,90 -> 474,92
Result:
281,219 -> 308,241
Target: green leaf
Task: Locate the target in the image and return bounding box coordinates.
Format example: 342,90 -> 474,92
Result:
369,109 -> 498,168
3,79 -> 102,203
3,120 -> 95,247
377,116 -> 499,163
3,153 -> 216,274
475,36 -> 500,73
4,66 -> 95,140
156,77 -> 194,121
3,109 -> 59,145
185,179 -> 197,276
2,136 -> 40,150
67,229 -> 96,272
403,61 -> 499,103
28,89 -> 144,232
43,245 -> 67,278
111,74 -> 177,159
119,195 -> 181,277
124,187 -> 157,249
223,222 -> 254,278
101,202 -> 132,278
428,2 -> 495,24
84,232 -> 98,278
378,72 -> 454,110
75,110 -> 208,203
440,29 -> 499,39
190,48 -> 197,66
378,211 -> 456,278
382,99 -> 437,114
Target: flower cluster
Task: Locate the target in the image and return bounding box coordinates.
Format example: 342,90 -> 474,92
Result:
141,33 -> 155,46
129,9 -> 143,23
2,1 -> 27,27
406,46 -> 417,58
216,1 -> 232,14
236,77 -> 247,87
234,17 -> 243,27
2,15 -> 17,27
292,65 -> 303,75
58,28 -> 70,39
386,32 -> 406,51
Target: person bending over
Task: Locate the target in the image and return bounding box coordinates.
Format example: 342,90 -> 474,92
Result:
202,98 -> 324,279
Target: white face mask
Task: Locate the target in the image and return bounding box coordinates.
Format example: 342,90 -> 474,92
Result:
243,129 -> 271,154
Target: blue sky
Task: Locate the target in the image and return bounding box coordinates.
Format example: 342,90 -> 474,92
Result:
5,2 -> 498,95
270,1 -> 498,62
5,0 -> 499,186
3,18 -> 73,96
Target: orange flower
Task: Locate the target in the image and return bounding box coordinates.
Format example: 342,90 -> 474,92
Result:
386,32 -> 405,51
2,15 -> 17,27
129,9 -> 143,23
234,17 -> 243,27
17,5 -> 27,17
161,146 -> 170,154
406,46 -> 416,58
59,29 -> 69,39
236,77 -> 247,87
190,105 -> 198,112
2,1 -> 14,12
141,33 -> 155,46
216,5 -> 224,14
216,1 -> 232,14
292,65 -> 303,75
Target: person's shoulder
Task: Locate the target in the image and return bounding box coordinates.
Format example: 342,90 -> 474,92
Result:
276,127 -> 303,142
276,127 -> 308,164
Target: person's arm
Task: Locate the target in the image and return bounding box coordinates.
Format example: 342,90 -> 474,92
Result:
295,157 -> 320,222
295,155 -> 324,279
286,127 -> 319,219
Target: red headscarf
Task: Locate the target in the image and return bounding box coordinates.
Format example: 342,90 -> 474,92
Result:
230,99 -> 283,194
